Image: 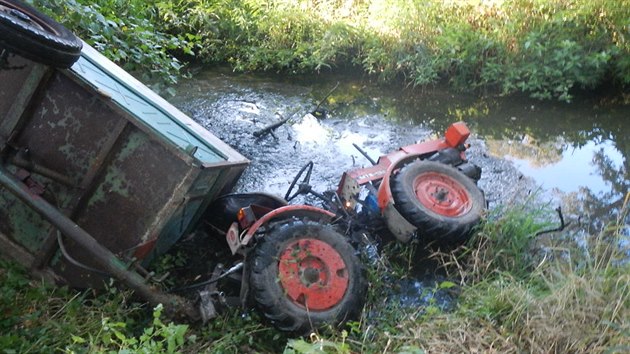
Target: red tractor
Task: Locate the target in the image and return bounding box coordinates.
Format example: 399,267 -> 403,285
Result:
202,121 -> 485,333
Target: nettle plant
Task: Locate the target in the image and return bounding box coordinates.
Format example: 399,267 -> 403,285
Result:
32,0 -> 198,94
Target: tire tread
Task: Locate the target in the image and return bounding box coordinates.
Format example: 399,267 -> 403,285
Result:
0,0 -> 82,68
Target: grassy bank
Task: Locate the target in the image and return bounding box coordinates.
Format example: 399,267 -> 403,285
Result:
32,0 -> 629,101
1,197 -> 628,353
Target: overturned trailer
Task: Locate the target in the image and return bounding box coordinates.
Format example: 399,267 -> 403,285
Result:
0,0 -> 248,319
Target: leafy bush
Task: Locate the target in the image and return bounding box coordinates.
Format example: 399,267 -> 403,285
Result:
31,0 -> 198,93
29,0 -> 629,100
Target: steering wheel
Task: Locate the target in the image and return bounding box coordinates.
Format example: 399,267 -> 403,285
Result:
284,161 -> 314,202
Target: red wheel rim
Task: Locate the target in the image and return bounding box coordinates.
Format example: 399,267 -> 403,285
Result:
278,238 -> 349,311
413,172 -> 472,217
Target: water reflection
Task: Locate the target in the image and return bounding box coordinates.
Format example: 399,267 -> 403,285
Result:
497,139 -> 624,195
454,97 -> 629,232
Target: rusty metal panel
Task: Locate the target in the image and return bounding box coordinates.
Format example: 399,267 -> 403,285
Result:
13,71 -> 125,183
150,166 -> 223,258
1,44 -> 249,290
0,68 -> 129,262
76,127 -> 193,250
0,179 -> 53,253
48,127 -> 193,286
0,55 -> 33,118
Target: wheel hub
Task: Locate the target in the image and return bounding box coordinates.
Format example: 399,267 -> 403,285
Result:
413,171 -> 472,217
278,238 -> 348,311
301,266 -> 321,285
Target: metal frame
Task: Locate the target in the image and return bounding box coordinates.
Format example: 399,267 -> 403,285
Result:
0,165 -> 199,319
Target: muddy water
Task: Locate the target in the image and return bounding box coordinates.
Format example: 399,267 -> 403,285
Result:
170,67 -> 629,307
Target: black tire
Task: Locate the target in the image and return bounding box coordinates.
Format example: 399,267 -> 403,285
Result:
249,220 -> 366,334
391,160 -> 485,244
0,0 -> 82,68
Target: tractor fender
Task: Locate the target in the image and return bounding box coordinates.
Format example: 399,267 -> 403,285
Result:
238,205 -> 335,249
376,155 -> 421,242
377,155 -> 420,210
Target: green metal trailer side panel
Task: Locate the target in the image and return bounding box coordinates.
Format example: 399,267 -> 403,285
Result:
0,188 -> 51,253
0,45 -> 249,289
71,47 -> 225,164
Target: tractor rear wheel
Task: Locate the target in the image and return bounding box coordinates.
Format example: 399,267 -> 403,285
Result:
0,0 -> 82,68
249,220 -> 366,334
391,160 -> 485,244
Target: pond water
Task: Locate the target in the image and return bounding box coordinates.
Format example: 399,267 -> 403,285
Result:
170,67 -> 629,307
171,68 -> 628,226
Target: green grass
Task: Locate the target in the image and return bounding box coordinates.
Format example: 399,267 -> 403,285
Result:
0,263 -> 140,353
1,197 -> 628,353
